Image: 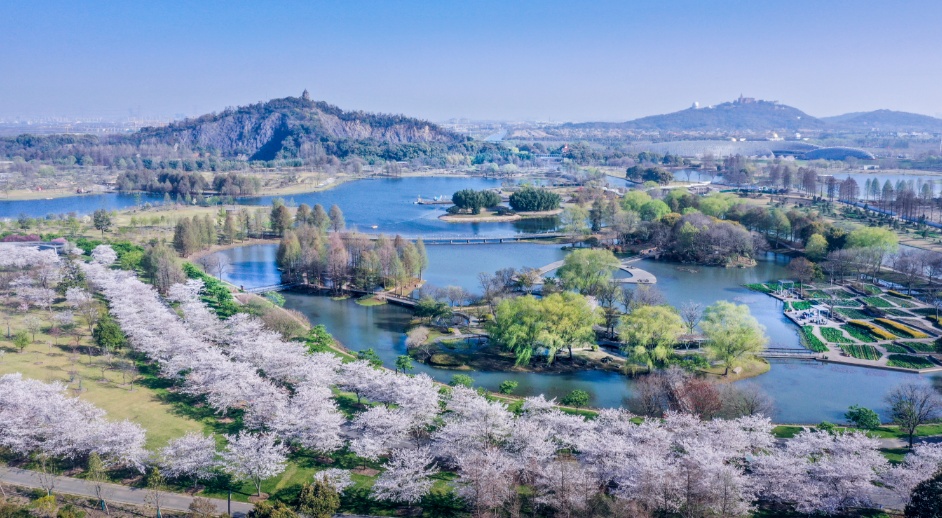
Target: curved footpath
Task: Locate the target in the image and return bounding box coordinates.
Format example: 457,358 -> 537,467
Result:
535,258 -> 657,284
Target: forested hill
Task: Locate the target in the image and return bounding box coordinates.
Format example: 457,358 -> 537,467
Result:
0,94 -> 472,166
565,99 -> 824,133
131,95 -> 467,161
820,109 -> 942,133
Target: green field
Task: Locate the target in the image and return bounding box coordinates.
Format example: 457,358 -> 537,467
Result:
0,310 -> 204,449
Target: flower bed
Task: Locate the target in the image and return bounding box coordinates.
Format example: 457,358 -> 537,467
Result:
886,296 -> 916,308
848,320 -> 897,340
820,327 -> 854,344
841,324 -> 878,343
881,308 -> 913,317
861,296 -> 893,308
827,289 -> 857,300
804,290 -> 830,299
835,308 -> 870,320
801,326 -> 828,352
831,300 -> 863,308
887,290 -> 912,299
872,318 -> 928,339
886,354 -> 936,369
884,343 -> 910,354
840,344 -> 882,361
905,341 -> 937,353
787,301 -> 813,311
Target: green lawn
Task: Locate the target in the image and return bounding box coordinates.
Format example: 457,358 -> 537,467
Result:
0,311 -> 204,450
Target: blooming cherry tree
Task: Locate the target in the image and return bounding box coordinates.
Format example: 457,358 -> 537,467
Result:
220,432 -> 287,497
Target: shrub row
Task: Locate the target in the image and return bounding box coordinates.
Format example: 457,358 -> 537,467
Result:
182,262 -> 240,318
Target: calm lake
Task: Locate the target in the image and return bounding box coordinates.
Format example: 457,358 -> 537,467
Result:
1,177 -> 559,237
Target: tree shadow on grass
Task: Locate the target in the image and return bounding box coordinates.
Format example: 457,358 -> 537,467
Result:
133,360 -> 243,435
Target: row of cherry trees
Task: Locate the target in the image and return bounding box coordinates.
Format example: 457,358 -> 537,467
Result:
64,246 -> 942,515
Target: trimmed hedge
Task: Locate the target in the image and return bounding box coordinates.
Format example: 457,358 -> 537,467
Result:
182,262 -> 239,318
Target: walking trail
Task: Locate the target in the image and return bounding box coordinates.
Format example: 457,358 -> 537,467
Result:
0,465 -> 252,516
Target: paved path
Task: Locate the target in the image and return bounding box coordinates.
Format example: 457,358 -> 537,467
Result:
0,465 -> 253,517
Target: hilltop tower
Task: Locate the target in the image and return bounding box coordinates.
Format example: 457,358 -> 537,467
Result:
301,89 -> 311,101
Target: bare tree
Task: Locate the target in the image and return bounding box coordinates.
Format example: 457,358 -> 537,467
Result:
197,254 -> 230,279
886,383 -> 942,448
719,383 -> 774,418
679,301 -> 703,334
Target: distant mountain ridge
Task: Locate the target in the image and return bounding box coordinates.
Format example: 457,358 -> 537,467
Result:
563,98 -> 942,135
131,93 -> 466,161
565,98 -> 824,133
820,109 -> 942,132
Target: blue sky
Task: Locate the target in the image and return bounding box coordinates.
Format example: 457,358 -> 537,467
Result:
1,0 -> 940,121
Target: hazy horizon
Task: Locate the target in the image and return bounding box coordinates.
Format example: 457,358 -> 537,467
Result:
2,0 -> 941,122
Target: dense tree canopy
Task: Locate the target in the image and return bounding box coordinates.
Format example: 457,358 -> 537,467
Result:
508,187 -> 561,212
701,301 -> 768,375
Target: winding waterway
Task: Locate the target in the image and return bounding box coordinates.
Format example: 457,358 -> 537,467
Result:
10,175 -> 942,423
213,242 -> 942,424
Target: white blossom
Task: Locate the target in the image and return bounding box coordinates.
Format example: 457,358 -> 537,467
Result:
371,447 -> 438,505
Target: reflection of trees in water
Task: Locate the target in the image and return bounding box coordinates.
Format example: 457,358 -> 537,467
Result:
932,376 -> 942,396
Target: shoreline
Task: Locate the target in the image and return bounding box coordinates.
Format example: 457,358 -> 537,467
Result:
438,208 -> 562,223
